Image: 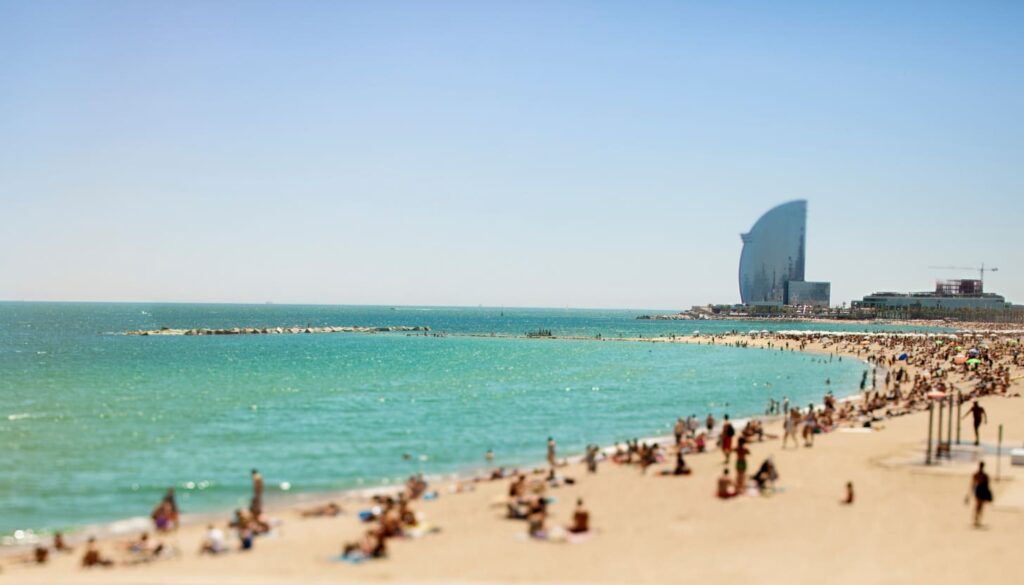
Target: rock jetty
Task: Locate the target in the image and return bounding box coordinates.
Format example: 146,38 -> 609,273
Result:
636,312 -> 701,320
124,325 -> 430,336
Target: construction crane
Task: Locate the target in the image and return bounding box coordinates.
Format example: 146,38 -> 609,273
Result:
927,263 -> 999,284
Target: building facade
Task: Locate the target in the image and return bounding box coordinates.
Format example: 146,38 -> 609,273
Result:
738,200 -> 806,304
738,200 -> 830,306
785,281 -> 831,307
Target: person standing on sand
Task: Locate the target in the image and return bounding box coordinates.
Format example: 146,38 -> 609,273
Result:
962,401 -> 987,446
674,417 -> 685,445
706,413 -> 715,434
803,405 -> 817,447
734,437 -> 750,493
782,409 -> 798,449
967,462 -> 993,527
547,437 -> 557,467
250,469 -> 264,515
720,415 -> 735,464
782,396 -> 789,415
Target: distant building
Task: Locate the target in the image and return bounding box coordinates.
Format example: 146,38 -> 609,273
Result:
738,200 -> 831,306
786,281 -> 831,307
854,279 -> 1009,311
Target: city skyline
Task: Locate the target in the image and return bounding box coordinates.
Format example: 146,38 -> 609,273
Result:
2,2 -> 1022,309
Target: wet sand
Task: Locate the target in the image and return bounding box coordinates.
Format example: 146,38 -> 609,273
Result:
3,337 -> 1022,585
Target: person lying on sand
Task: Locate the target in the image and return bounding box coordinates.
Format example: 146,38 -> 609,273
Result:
124,532 -> 154,555
300,502 -> 342,517
546,467 -> 575,487
81,537 -> 113,568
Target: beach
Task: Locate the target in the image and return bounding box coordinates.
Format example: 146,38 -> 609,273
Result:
3,333 -> 1022,584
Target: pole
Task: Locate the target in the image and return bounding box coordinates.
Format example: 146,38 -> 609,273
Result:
946,393 -> 954,458
926,401 -> 934,465
997,424 -> 1004,481
938,401 -> 945,459
950,391 -> 958,446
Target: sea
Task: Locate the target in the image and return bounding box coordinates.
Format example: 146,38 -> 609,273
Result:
0,302 -> 946,542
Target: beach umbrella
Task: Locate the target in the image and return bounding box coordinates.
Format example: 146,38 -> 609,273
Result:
966,358 -> 982,365
926,390 -> 947,400
898,353 -> 908,361
967,348 -> 980,357
953,355 -> 967,365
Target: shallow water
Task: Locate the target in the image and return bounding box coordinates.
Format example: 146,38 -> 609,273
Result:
0,303 -> 932,537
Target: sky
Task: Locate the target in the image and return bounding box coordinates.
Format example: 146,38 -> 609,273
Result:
1,1 -> 1022,310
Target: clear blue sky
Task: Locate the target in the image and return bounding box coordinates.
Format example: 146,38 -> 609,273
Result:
2,1 -> 1022,309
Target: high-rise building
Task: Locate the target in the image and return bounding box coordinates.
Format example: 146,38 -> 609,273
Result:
738,200 -> 830,306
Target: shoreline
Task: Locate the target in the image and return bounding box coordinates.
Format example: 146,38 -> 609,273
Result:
3,329 -> 1021,583
0,332 -> 871,554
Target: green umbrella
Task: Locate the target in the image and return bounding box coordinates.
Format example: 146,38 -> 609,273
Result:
966,358 -> 982,365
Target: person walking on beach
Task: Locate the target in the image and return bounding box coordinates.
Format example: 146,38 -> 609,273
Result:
967,462 -> 993,527
782,396 -> 789,415
706,413 -> 716,434
674,417 -> 685,445
962,401 -> 987,446
547,437 -> 557,467
250,469 -> 264,515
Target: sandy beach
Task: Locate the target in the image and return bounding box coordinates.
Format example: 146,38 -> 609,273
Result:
3,334 -> 1022,585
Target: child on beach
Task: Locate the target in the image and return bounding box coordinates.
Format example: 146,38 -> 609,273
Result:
841,482 -> 854,505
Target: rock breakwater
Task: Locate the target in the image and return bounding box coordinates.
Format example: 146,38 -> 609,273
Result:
124,325 -> 430,336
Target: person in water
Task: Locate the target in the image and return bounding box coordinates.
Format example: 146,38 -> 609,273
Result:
968,462 -> 993,527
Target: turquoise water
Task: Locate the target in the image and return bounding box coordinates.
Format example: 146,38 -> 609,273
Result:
0,303 -> 937,538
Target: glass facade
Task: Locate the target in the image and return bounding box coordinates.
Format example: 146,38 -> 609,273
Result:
738,200 -> 806,304
785,281 -> 831,307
